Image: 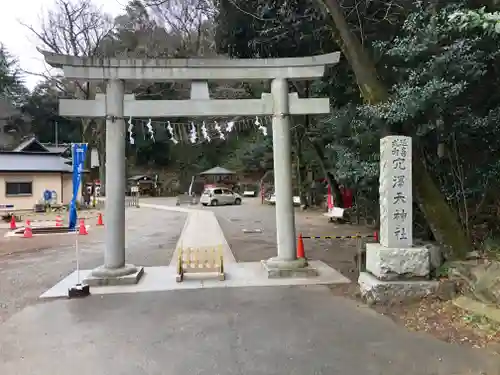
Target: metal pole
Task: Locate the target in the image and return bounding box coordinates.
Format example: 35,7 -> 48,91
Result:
75,231 -> 80,284
55,121 -> 58,147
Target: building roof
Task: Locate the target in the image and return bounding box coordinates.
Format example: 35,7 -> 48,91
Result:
13,136 -> 52,153
199,166 -> 236,175
0,152 -> 73,173
43,145 -> 70,154
128,175 -> 153,182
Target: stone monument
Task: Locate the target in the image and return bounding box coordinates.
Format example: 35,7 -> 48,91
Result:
358,136 -> 438,303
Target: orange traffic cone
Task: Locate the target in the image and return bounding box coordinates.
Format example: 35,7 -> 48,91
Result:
297,233 -> 305,258
55,215 -> 63,227
96,213 -> 103,226
23,220 -> 32,238
78,219 -> 88,235
9,215 -> 16,230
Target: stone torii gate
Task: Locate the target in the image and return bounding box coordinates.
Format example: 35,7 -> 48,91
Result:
40,50 -> 340,283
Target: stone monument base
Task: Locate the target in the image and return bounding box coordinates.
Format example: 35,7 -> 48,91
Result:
84,265 -> 144,287
358,242 -> 438,303
358,272 -> 438,304
261,258 -> 318,279
365,243 -> 431,280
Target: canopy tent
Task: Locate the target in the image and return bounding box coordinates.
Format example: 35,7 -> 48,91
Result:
196,166 -> 238,192
199,166 -> 236,175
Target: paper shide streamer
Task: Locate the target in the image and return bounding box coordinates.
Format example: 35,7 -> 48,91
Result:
255,116 -> 267,136
126,117 -> 270,145
146,118 -> 155,142
128,117 -> 134,145
225,121 -> 235,133
166,121 -> 178,144
201,121 -> 211,142
214,121 -> 225,140
189,122 -> 197,144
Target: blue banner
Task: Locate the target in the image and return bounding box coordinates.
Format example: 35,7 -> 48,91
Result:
69,143 -> 88,230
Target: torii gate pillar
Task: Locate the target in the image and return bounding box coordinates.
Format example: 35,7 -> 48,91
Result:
265,78 -> 305,270
91,79 -> 139,279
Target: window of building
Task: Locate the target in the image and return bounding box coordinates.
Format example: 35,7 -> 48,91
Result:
5,182 -> 33,196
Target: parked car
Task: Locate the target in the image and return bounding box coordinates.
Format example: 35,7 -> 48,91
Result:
200,187 -> 243,206
265,191 -> 301,206
241,183 -> 258,197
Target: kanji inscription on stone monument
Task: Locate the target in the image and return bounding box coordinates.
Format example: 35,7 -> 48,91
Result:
379,135 -> 412,248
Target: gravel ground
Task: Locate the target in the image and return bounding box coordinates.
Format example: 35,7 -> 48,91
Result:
0,207 -> 186,323
0,209 -> 102,229
209,197 -> 373,280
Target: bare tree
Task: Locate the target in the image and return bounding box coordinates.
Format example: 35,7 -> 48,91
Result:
28,0 -> 112,56
24,0 -> 114,190
144,0 -> 217,57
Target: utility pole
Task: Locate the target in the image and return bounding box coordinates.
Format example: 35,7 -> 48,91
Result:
55,121 -> 59,147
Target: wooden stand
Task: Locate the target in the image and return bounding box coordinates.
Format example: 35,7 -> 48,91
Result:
176,247 -> 225,282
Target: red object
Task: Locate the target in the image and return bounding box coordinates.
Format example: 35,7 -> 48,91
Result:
374,231 -> 379,242
327,185 -> 334,209
341,187 -> 353,209
297,233 -> 305,258
23,220 -> 32,238
97,213 -> 104,226
78,219 -> 88,235
9,215 -> 16,230
329,185 -> 354,209
55,216 -> 62,227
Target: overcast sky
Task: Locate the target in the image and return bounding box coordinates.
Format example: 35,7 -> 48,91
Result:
0,0 -> 127,90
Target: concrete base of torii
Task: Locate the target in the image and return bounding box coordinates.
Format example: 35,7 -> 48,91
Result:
84,265 -> 145,287
262,257 -> 318,278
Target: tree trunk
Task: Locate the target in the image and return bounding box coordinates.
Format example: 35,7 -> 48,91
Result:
413,151 -> 468,258
294,125 -> 309,207
96,119 -> 106,196
308,138 -> 344,208
294,83 -> 312,207
319,0 -> 388,104
318,0 -> 472,256
81,118 -> 92,201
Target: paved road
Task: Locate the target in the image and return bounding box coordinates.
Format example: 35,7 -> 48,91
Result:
1,200 -> 499,374
0,208 -> 186,323
140,197 -> 379,279
206,198 -> 371,279
1,286 -> 498,375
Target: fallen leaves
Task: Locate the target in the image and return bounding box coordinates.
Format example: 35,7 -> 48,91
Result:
329,283 -> 500,352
